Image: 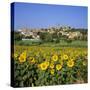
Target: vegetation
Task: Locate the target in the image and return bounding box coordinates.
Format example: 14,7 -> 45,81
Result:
13,46 -> 87,87
12,27 -> 88,87
14,40 -> 87,48
14,31 -> 22,41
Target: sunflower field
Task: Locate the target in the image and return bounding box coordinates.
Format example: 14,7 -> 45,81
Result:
13,45 -> 88,87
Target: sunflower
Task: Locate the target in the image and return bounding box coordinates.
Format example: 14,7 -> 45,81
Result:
67,60 -> 74,67
63,54 -> 68,60
18,51 -> 27,63
14,53 -> 18,59
40,62 -> 49,70
50,63 -> 54,69
82,61 -> 87,66
52,54 -> 58,61
29,57 -> 36,64
45,61 -> 49,66
56,64 -> 62,70
50,69 -> 55,75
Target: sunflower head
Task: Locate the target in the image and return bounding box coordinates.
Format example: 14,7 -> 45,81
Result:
50,69 -> 55,75
52,54 -> 58,61
29,57 -> 36,64
40,62 -> 48,70
45,61 -> 49,66
14,53 -> 18,59
50,63 -> 54,69
18,51 -> 27,63
82,61 -> 87,66
67,60 -> 74,67
63,54 -> 68,60
56,64 -> 62,70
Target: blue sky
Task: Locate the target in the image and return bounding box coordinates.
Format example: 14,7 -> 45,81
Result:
13,2 -> 88,30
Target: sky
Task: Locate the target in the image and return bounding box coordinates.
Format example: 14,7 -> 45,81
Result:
13,2 -> 88,30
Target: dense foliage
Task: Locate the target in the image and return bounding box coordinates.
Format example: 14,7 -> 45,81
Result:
13,46 -> 88,87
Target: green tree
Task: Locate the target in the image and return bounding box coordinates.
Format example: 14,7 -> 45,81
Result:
14,31 -> 22,41
39,32 -> 53,42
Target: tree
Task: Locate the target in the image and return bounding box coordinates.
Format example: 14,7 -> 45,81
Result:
39,32 -> 53,42
14,31 -> 22,41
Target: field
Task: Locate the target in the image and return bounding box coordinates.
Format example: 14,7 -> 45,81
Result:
15,40 -> 87,47
13,42 -> 88,87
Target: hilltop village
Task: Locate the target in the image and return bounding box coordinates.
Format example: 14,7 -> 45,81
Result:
15,26 -> 87,41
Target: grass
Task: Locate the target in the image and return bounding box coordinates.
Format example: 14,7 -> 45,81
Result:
40,40 -> 87,47
14,40 -> 87,48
